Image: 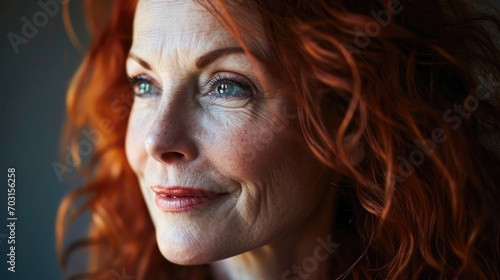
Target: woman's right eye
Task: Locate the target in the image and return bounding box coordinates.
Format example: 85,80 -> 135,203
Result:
129,76 -> 158,97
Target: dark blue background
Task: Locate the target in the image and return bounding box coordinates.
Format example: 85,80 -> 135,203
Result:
1,0 -> 89,279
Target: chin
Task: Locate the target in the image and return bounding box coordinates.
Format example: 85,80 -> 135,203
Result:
156,235 -> 228,266
158,243 -> 208,265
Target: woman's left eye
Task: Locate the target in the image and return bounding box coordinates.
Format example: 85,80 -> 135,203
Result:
208,76 -> 253,99
215,83 -> 237,96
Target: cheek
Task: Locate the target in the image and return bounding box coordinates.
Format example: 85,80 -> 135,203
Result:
202,106 -> 322,227
125,108 -> 149,175
200,108 -> 290,179
203,104 -> 307,186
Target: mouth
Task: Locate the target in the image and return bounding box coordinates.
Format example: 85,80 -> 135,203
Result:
151,186 -> 228,213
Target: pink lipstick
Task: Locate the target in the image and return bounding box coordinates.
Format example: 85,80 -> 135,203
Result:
151,186 -> 227,213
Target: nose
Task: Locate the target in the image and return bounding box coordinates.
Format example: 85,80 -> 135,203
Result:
144,99 -> 198,164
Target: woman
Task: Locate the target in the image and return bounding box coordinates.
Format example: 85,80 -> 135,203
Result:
56,0 -> 500,279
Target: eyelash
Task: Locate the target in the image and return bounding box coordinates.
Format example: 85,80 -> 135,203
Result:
207,73 -> 253,98
127,74 -> 254,98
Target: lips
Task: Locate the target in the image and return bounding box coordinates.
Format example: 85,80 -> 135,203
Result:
151,186 -> 227,213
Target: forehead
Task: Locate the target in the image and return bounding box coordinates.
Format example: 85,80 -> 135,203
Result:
132,0 -> 235,52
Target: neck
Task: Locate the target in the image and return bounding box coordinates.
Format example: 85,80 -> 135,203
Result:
210,187 -> 338,280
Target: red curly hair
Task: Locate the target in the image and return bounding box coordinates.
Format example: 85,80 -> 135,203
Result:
57,0 -> 500,279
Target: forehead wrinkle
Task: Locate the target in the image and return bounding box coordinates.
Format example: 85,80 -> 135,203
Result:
139,0 -> 188,13
131,2 -> 243,81
136,0 -> 216,32
131,30 -> 234,78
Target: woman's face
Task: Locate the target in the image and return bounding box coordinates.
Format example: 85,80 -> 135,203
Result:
125,0 -> 329,265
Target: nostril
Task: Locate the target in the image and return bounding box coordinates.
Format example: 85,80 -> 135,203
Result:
160,151 -> 186,162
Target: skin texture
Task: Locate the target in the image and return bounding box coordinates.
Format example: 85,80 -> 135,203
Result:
125,0 -> 337,278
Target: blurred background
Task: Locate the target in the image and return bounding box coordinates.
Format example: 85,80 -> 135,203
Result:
0,0 -> 89,279
0,0 -> 499,279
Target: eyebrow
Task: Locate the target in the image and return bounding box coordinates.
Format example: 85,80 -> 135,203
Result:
128,53 -> 152,70
127,46 -> 245,71
195,47 -> 244,69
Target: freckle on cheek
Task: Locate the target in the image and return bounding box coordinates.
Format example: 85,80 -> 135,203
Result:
239,130 -> 286,177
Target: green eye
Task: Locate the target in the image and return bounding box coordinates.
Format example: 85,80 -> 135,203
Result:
209,77 -> 252,99
215,83 -> 236,96
129,76 -> 156,97
137,81 -> 152,95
